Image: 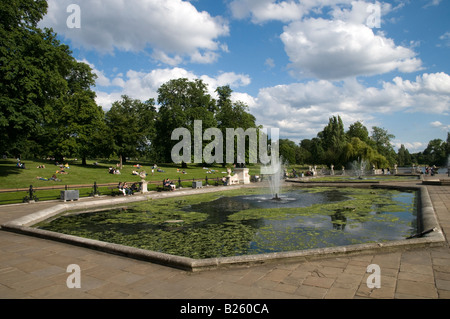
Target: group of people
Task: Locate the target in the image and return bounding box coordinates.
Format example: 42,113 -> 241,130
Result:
16,158 -> 26,169
108,167 -> 121,175
117,182 -> 137,196
425,165 -> 438,176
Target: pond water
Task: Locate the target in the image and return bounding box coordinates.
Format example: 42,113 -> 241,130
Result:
312,175 -> 420,182
35,187 -> 418,259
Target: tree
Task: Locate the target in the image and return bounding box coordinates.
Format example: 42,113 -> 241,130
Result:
370,126 -> 396,165
1,1 -> 59,155
297,140 -> 312,164
0,0 -> 103,162
446,132 -> 450,159
106,96 -> 157,167
343,137 -> 388,168
154,78 -> 217,163
215,85 -> 258,165
309,138 -> 325,165
33,59 -> 109,164
397,144 -> 412,167
347,121 -> 370,144
279,139 -> 298,165
318,116 -> 346,166
423,139 -> 447,166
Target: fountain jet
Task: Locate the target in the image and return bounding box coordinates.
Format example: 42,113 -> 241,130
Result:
260,143 -> 283,200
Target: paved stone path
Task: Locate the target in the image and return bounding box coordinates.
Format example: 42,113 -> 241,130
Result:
1,175 -> 449,299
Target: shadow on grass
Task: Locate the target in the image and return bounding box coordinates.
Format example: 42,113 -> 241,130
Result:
0,160 -> 22,178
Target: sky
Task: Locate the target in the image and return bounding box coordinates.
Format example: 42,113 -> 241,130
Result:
39,0 -> 450,153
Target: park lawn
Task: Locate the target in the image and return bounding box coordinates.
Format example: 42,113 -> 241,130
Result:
0,158 -> 258,189
0,158 -> 305,205
0,159 -> 265,204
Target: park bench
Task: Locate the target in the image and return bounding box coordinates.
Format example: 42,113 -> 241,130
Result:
108,182 -> 140,196
157,180 -> 174,192
109,186 -> 123,196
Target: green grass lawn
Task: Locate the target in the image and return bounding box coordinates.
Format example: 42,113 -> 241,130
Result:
0,158 -> 270,204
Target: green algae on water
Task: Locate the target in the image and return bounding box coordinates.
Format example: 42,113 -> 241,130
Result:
35,187 -> 418,259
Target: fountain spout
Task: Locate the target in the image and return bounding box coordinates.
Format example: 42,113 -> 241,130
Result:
272,193 -> 282,201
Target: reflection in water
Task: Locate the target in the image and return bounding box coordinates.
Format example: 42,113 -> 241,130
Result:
330,210 -> 348,230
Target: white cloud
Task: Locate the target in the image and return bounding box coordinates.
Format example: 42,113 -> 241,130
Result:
249,72 -> 450,140
439,32 -> 450,47
430,121 -> 450,131
431,121 -> 443,127
229,1 -> 422,80
393,142 -> 425,152
265,58 -> 275,69
281,17 -> 422,80
91,66 -> 252,110
424,0 -> 442,8
40,0 -> 229,65
229,0 -> 356,24
229,0 -> 306,23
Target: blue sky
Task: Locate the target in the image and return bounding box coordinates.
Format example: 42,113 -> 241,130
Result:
39,0 -> 450,153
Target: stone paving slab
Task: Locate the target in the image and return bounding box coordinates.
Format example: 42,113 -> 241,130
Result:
0,178 -> 449,301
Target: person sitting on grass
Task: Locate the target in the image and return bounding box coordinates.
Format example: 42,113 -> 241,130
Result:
50,174 -> 61,182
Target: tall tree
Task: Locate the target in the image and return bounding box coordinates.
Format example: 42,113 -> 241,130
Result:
370,126 -> 396,165
318,116 -> 347,166
279,139 -> 298,165
347,121 -> 370,144
154,78 -> 216,163
0,0 -> 103,162
423,139 -> 447,166
215,85 -> 258,165
105,96 -> 157,167
397,144 -> 412,167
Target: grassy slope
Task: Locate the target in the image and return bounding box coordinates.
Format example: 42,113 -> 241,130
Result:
0,158 -> 235,189
0,158 -> 311,204
0,158 -> 267,204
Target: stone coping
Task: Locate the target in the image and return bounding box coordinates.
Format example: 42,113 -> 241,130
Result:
1,184 -> 446,272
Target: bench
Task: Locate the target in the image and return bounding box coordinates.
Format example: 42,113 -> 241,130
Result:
157,180 -> 175,192
157,184 -> 173,192
109,187 -> 123,196
108,187 -> 135,196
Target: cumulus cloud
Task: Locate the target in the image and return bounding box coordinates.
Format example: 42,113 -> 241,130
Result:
281,17 -> 422,80
249,72 -> 450,140
40,0 -> 229,64
229,0 -> 357,24
229,0 -> 306,23
430,121 -> 450,131
393,142 -> 425,152
230,1 -> 422,80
